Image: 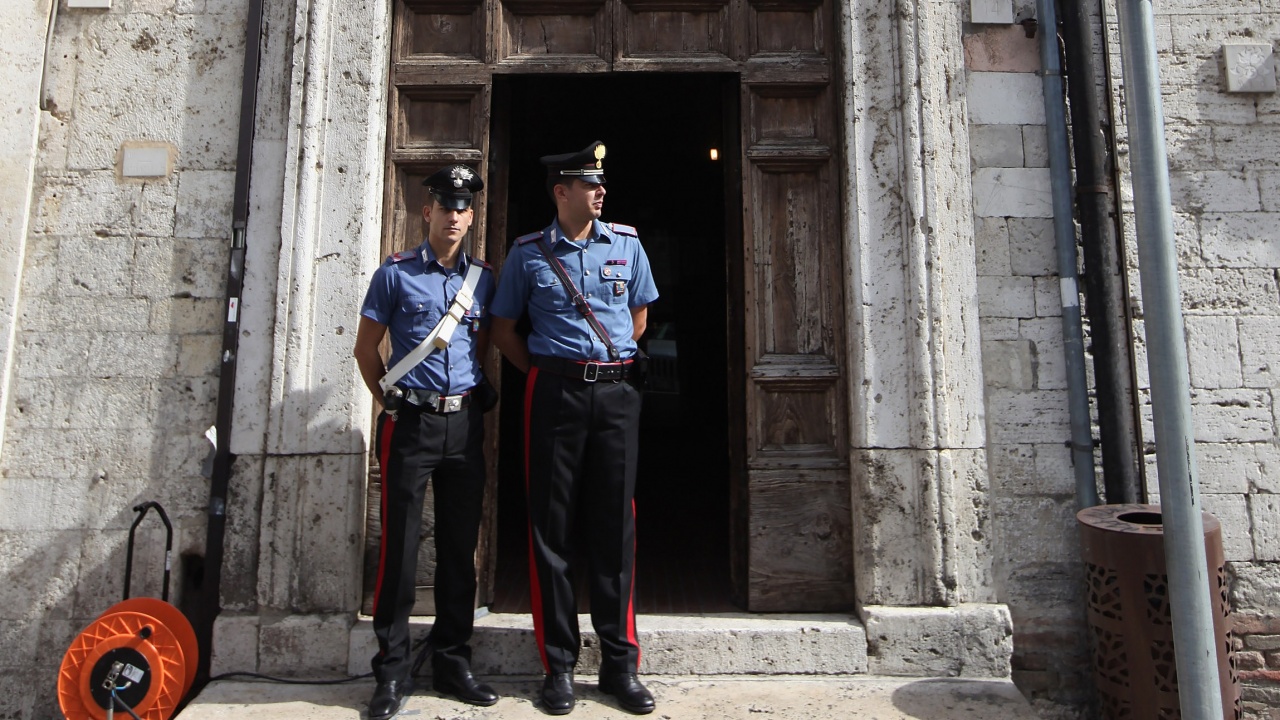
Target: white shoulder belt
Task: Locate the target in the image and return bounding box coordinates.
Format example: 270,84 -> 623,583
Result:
379,261 -> 484,392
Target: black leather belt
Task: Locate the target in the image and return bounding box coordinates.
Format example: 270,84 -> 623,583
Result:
531,355 -> 633,382
402,388 -> 471,413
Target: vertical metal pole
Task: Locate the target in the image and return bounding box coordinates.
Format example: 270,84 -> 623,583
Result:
1037,0 -> 1099,510
1114,0 -> 1222,715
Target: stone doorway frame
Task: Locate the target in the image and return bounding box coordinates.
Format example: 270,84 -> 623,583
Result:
214,0 -> 1012,678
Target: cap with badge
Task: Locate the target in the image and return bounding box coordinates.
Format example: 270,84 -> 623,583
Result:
423,164 -> 484,210
541,141 -> 607,184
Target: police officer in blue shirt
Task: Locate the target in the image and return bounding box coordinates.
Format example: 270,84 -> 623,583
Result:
354,164 -> 499,719
490,142 -> 659,716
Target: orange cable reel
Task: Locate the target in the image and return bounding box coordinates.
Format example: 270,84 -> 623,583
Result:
58,502 -> 197,720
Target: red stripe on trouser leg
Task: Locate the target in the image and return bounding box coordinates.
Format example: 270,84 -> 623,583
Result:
523,368 -> 550,672
627,498 -> 640,668
371,413 -> 396,617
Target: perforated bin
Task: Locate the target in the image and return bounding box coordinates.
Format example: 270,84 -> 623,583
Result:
1077,503 -> 1240,719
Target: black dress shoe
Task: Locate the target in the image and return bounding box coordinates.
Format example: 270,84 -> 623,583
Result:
369,678 -> 413,720
540,672 -> 575,715
432,666 -> 499,706
598,672 -> 655,715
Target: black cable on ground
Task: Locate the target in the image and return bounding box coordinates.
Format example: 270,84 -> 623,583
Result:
207,671 -> 374,685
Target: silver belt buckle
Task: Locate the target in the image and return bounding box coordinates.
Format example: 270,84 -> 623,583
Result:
582,362 -> 600,382
443,395 -> 463,413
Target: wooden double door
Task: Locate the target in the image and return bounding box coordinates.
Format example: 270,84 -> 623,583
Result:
372,0 -> 851,614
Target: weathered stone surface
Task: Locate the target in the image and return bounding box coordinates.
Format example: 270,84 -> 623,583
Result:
1017,317 -> 1065,391
1200,492 -> 1253,561
1238,316 -> 1280,389
993,495 -> 1081,564
969,125 -> 1025,168
211,613 -> 260,676
975,216 -> 1013,276
852,449 -> 995,607
1197,443 -> 1260,494
967,73 -> 1046,125
1171,170 -> 1262,212
1184,315 -> 1243,389
33,172 -> 178,237
977,276 -> 1035,318
964,25 -> 1040,73
175,170 -> 235,238
257,454 -> 365,613
1007,217 -> 1056,277
861,604 -> 1013,678
972,168 -> 1053,218
1021,126 -> 1048,169
981,339 -> 1036,391
258,613 -> 352,678
1250,494 -> 1280,562
1201,213 -> 1280,268
985,389 -> 1069,445
1190,389 -> 1274,443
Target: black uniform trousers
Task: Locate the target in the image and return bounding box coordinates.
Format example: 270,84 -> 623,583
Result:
522,366 -> 643,676
371,400 -> 486,684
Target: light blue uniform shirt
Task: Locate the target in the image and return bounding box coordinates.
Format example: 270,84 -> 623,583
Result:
491,218 -> 659,361
360,241 -> 495,394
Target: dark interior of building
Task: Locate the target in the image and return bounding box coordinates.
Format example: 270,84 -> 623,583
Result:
490,73 -> 737,613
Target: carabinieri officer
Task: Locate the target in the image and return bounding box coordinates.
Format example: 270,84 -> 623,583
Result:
354,164 -> 499,720
490,141 -> 659,715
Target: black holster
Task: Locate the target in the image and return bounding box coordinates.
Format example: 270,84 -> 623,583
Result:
629,350 -> 649,391
473,374 -> 499,412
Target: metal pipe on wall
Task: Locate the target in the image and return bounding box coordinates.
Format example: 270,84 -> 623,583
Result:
1113,0 -> 1223,714
195,0 -> 266,689
1058,0 -> 1142,504
1036,0 -> 1099,509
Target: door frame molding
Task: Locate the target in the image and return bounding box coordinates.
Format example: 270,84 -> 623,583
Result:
223,0 -> 1012,679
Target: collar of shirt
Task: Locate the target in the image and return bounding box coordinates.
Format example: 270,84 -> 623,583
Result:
551,218 -> 615,248
419,240 -> 470,275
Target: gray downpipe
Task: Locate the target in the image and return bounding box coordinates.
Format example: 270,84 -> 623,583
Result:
1036,0 -> 1099,509
1114,0 -> 1223,715
1058,0 -> 1142,504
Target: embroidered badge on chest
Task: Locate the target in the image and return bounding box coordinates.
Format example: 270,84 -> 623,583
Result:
613,280 -> 626,296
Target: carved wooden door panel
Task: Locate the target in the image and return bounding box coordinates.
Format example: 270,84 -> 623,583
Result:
371,0 -> 850,615
735,1 -> 851,611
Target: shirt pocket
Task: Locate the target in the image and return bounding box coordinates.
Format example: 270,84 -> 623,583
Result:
600,266 -> 631,304
400,294 -> 441,335
532,266 -> 571,311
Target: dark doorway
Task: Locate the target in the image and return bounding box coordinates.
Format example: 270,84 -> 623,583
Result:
489,74 -> 737,614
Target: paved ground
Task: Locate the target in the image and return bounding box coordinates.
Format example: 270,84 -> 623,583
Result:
177,675 -> 1039,719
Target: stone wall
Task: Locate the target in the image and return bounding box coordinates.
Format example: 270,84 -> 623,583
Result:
964,19 -> 1094,717
1110,5 -> 1280,716
0,1 -> 248,717
968,0 -> 1280,716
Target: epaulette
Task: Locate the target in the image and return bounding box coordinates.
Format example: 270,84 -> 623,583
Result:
469,256 -> 492,270
388,250 -> 416,263
609,222 -> 638,237
515,231 -> 544,245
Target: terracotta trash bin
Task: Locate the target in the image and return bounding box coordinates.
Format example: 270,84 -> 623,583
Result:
1076,503 -> 1241,719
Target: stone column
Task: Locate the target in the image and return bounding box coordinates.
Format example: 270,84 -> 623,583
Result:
213,0 -> 391,676
839,0 -> 1011,677
0,0 -> 51,462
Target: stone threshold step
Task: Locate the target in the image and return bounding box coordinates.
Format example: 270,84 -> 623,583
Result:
178,675 -> 1035,720
348,612 -> 869,676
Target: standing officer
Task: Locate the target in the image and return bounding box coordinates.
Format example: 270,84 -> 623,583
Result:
490,142 -> 659,716
354,164 -> 499,720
